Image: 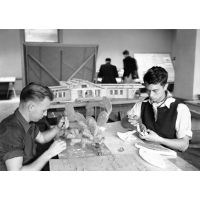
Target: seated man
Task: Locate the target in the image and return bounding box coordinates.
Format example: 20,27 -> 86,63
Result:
121,66 -> 192,152
0,82 -> 68,171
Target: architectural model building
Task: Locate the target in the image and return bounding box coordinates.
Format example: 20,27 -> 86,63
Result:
49,78 -> 143,103
98,83 -> 143,99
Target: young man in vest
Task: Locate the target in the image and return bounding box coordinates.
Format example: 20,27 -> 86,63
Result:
0,82 -> 68,170
121,66 -> 192,152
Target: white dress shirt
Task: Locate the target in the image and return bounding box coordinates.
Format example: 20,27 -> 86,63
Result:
127,94 -> 192,139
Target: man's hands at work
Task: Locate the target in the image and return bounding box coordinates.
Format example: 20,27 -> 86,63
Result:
55,115 -> 70,137
127,114 -> 140,126
139,129 -> 162,143
47,139 -> 67,158
127,114 -> 148,136
57,115 -> 69,130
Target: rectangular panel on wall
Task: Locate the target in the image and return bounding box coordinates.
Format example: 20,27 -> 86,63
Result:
134,53 -> 175,83
23,43 -> 98,86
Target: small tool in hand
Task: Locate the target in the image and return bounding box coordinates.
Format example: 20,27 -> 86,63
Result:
136,122 -> 148,136
61,114 -> 66,128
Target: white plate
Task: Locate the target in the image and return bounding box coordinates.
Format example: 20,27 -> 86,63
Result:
135,142 -> 177,157
139,148 -> 166,169
117,130 -> 137,142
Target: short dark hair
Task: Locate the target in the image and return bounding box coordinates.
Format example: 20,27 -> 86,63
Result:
143,66 -> 168,86
20,82 -> 54,103
123,50 -> 129,55
105,58 -> 111,62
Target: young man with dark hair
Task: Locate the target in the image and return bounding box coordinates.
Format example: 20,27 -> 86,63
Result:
122,50 -> 138,83
0,82 -> 68,170
98,58 -> 119,83
121,66 -> 192,152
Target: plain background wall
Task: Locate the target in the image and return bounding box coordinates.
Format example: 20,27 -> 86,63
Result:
1,29 -> 200,100
0,29 -> 22,77
0,29 -> 175,93
173,29 -> 197,99
62,29 -> 175,72
193,30 -> 200,97
0,29 -> 23,92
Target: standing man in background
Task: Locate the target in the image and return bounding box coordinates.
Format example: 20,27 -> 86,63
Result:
122,50 -> 138,83
98,58 -> 119,83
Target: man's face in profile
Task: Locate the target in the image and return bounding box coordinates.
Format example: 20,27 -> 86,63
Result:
29,97 -> 51,122
145,83 -> 167,103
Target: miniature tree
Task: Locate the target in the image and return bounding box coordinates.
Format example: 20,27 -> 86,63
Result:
61,96 -> 112,148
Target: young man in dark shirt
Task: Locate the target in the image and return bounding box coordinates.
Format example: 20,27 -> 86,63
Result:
121,66 -> 192,152
0,83 -> 68,170
122,50 -> 138,83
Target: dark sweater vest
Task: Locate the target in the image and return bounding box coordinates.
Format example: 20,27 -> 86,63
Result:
141,99 -> 180,139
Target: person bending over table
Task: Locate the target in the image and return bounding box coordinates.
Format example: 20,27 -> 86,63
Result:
0,82 -> 68,171
98,57 -> 119,83
121,66 -> 192,152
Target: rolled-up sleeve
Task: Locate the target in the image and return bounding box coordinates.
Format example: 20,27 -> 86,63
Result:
127,101 -> 142,117
176,104 -> 193,139
0,125 -> 24,162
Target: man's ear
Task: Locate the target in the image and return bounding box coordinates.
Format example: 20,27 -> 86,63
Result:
27,101 -> 35,112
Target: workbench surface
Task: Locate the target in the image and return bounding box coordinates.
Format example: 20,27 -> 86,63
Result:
50,121 -> 197,171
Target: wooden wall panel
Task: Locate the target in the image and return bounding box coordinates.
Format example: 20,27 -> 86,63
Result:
24,43 -> 98,86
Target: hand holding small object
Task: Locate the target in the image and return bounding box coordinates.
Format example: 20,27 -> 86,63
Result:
128,114 -> 148,136
55,115 -> 70,138
139,129 -> 162,143
128,115 -> 144,129
128,114 -> 140,126
48,139 -> 67,158
137,123 -> 148,136
57,114 -> 69,130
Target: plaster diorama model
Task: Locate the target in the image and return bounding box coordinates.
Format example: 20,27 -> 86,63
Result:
57,96 -> 112,155
49,78 -> 143,103
50,79 -> 143,155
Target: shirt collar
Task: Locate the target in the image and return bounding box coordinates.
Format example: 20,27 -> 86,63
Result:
161,97 -> 175,108
145,91 -> 175,108
14,108 -> 31,133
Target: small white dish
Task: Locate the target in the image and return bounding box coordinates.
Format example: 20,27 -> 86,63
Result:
117,130 -> 137,142
139,148 -> 166,169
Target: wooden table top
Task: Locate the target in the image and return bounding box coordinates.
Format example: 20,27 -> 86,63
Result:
185,100 -> 200,116
50,121 -> 197,171
185,100 -> 200,106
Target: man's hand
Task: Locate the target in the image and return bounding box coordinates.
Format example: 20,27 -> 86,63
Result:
57,115 -> 69,130
139,129 -> 162,143
47,139 -> 67,158
127,115 -> 140,126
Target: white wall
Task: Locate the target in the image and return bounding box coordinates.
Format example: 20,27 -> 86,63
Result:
193,30 -> 200,98
0,29 -> 175,93
173,30 -> 197,99
0,30 -> 22,77
62,29 -> 174,72
2,29 -> 189,97
0,29 -> 23,92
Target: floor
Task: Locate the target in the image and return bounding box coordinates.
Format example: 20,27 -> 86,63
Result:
1,97 -> 200,170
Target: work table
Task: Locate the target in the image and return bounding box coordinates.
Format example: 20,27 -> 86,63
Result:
50,121 -> 197,171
